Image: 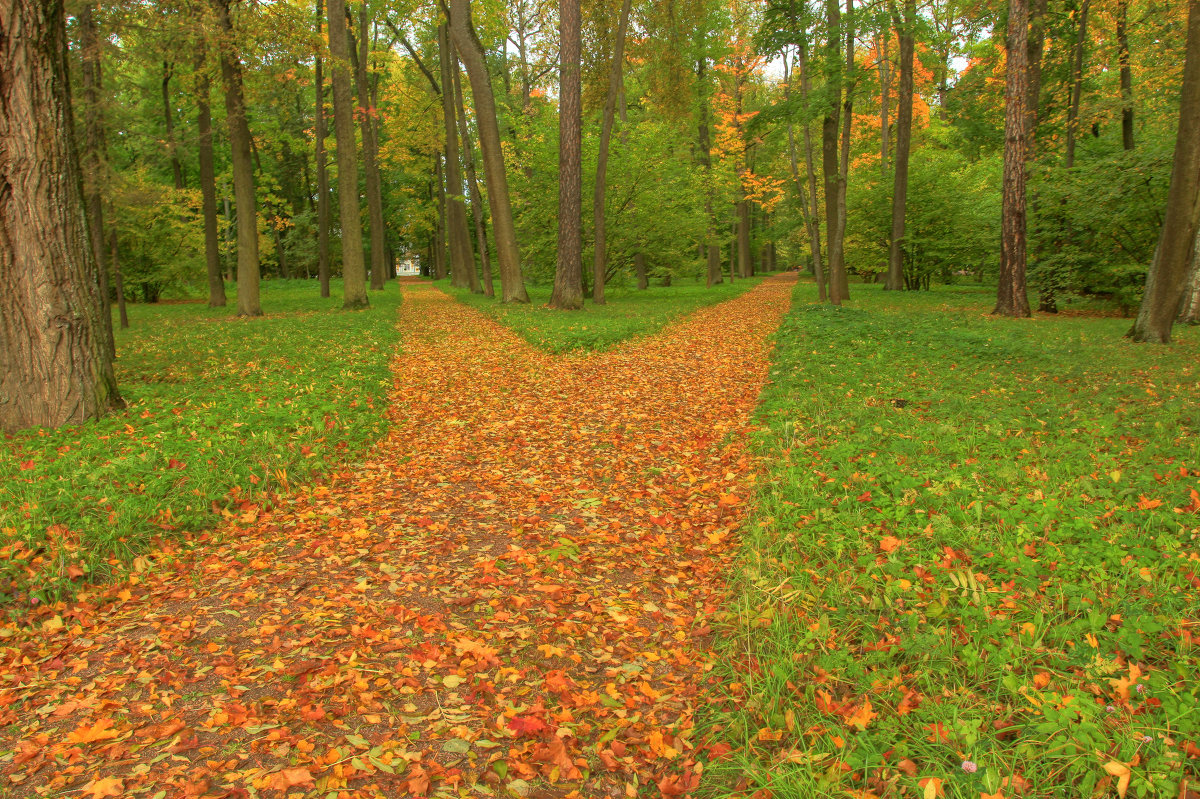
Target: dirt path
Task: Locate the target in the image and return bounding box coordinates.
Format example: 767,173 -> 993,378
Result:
1,275 -> 795,798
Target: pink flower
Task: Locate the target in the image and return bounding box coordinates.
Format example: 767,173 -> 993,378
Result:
962,760 -> 978,774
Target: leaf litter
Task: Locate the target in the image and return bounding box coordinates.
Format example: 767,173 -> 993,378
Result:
0,276 -> 795,798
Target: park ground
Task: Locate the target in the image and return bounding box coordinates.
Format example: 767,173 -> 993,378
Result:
1,276 -> 1198,799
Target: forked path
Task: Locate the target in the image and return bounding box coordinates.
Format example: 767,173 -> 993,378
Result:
1,275 -> 794,798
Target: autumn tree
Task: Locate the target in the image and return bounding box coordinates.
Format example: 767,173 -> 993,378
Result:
0,0 -> 123,432
1128,0 -> 1200,342
328,0 -> 369,309
885,0 -> 915,292
551,0 -> 584,309
995,0 -> 1032,317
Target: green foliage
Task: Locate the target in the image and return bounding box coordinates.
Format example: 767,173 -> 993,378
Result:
0,281 -> 402,605
845,147 -> 1000,287
442,277 -> 763,353
706,282 -> 1200,797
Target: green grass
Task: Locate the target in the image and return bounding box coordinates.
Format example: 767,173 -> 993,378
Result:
440,276 -> 765,353
0,280 -> 402,606
706,282 -> 1200,798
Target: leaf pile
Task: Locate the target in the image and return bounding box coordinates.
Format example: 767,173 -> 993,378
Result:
710,283 -> 1200,798
0,276 -> 795,797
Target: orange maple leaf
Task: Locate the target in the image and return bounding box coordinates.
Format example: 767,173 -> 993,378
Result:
846,698 -> 877,730
83,777 -> 124,798
267,768 -> 314,790
66,718 -> 120,744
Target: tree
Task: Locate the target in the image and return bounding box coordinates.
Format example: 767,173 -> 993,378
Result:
438,22 -> 477,291
314,0 -> 332,298
885,0 -> 915,292
352,5 -> 389,291
995,0 -> 1032,317
1128,0 -> 1200,342
450,0 -> 528,303
195,50 -> 227,307
215,0 -> 262,316
451,41 -> 494,296
0,0 -> 122,432
551,0 -> 583,309
590,0 -> 632,306
328,0 -> 369,309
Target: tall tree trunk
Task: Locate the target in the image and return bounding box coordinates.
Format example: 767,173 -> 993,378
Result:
77,1 -> 115,359
877,28 -> 889,174
832,0 -> 855,302
327,0 -> 368,308
315,0 -> 331,297
1064,0 -> 1091,168
452,46 -> 493,297
215,0 -> 262,316
437,23 -> 476,291
162,61 -> 184,190
795,44 -> 826,301
449,0 -> 528,302
823,0 -> 845,305
196,62 -> 226,307
551,0 -> 584,309
109,223 -> 129,329
353,5 -> 387,291
634,252 -> 648,290
1117,0 -> 1135,151
697,44 -> 723,287
1129,0 -> 1200,342
885,0 -> 914,292
1025,0 -> 1047,157
996,0 -> 1032,317
433,154 -> 448,279
0,0 -> 122,432
736,198 -> 753,278
591,0 -> 632,305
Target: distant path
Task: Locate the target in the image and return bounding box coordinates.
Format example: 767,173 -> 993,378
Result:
1,275 -> 795,798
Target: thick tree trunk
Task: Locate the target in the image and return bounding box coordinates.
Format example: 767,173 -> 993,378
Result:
551,0 -> 583,309
216,0 -> 262,316
886,0 -> 914,292
1129,0 -> 1200,342
794,46 -> 826,301
1064,0 -> 1091,168
437,23 -> 476,291
162,61 -> 184,190
1118,0 -> 1135,151
1179,226 -> 1200,324
590,0 -> 632,306
996,0 -> 1032,317
635,251 -> 648,290
77,1 -> 115,359
196,65 -> 226,307
354,6 -> 387,291
0,0 -> 122,432
451,48 -> 493,297
449,0 -> 528,302
315,0 -> 331,297
327,0 -> 368,308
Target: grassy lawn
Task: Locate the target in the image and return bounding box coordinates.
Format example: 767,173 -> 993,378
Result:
707,282 -> 1200,798
0,280 -> 402,607
441,276 -> 765,353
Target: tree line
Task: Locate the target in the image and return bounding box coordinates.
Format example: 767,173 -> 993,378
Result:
2,0 -> 1199,432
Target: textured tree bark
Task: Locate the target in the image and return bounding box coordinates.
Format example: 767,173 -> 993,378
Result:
832,0 -> 855,302
162,61 -> 184,190
1129,0 -> 1200,342
215,0 -> 262,316
590,0 -> 631,305
196,62 -> 226,307
885,0 -> 914,292
877,28 -> 889,174
353,5 -> 387,291
451,47 -> 493,296
822,0 -> 844,305
314,0 -> 331,298
697,44 -> 723,288
1025,0 -> 1047,157
437,23 -> 476,291
551,0 -> 583,309
0,0 -> 123,432
433,154 -> 448,280
327,0 -> 368,308
1117,0 -> 1135,151
1179,226 -> 1200,325
995,0 -> 1032,317
449,0 -> 527,302
76,1 -> 115,358
1064,0 -> 1091,169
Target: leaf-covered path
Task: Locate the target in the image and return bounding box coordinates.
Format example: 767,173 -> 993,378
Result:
1,275 -> 794,798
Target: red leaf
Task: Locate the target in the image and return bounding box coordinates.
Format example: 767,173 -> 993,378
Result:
19,460 -> 34,470
167,458 -> 186,470
507,715 -> 549,737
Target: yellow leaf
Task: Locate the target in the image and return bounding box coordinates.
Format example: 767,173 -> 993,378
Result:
268,768 -> 314,790
846,698 -> 877,730
42,615 -> 64,633
919,777 -> 945,799
1103,761 -> 1131,798
83,777 -> 124,798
